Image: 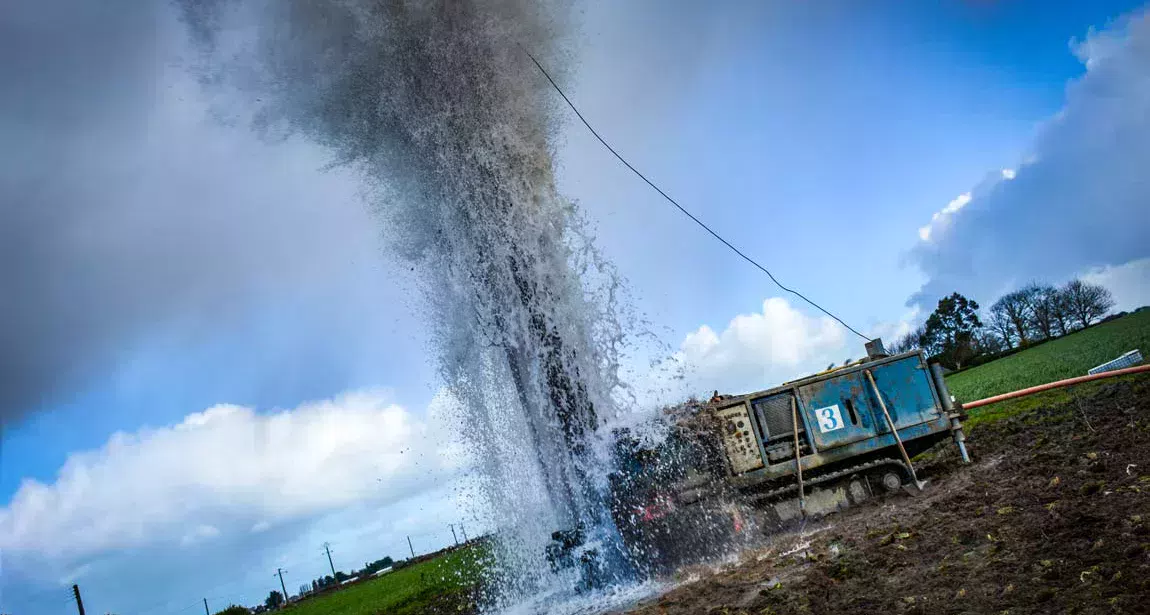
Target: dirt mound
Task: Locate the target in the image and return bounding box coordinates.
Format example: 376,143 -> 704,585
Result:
623,376 -> 1150,615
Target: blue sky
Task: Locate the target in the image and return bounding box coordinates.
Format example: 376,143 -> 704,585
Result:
561,0 -> 1143,331
3,1 -> 1149,614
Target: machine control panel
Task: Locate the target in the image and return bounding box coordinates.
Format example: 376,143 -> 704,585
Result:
716,404 -> 764,474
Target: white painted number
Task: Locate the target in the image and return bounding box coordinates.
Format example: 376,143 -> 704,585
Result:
816,404 -> 845,433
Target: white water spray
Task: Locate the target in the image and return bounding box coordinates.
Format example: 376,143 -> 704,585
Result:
179,0 -> 661,609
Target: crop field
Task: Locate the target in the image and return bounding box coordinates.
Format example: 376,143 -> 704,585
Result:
945,309 -> 1150,405
279,543 -> 489,615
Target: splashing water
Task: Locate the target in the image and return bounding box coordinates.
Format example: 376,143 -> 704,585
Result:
179,0 -> 671,609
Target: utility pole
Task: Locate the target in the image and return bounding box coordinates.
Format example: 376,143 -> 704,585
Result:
72,585 -> 85,615
449,524 -> 458,546
203,598 -> 210,615
460,523 -> 468,543
275,568 -> 288,607
407,535 -> 415,559
323,542 -> 337,578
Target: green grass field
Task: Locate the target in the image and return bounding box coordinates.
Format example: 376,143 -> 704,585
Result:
280,543 -> 489,615
946,309 -> 1150,403
944,309 -> 1149,429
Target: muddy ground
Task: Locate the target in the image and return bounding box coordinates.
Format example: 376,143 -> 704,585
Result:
621,376 -> 1150,615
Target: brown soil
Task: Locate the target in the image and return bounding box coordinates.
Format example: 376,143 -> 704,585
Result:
621,376 -> 1150,615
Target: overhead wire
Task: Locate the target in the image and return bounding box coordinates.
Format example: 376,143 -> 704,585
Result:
5,586 -> 76,612
521,47 -> 872,342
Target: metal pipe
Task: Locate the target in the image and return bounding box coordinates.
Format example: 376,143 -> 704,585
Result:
864,369 -> 925,490
930,362 -> 955,413
790,395 -> 806,515
950,419 -> 971,464
931,362 -> 970,463
963,364 -> 1150,410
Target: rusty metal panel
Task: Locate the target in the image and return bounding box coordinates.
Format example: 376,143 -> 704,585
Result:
751,393 -> 795,439
795,353 -> 941,452
715,351 -> 955,488
750,391 -> 816,463
795,370 -> 877,450
868,355 -> 942,430
720,350 -> 929,407
731,415 -> 952,488
715,403 -> 765,474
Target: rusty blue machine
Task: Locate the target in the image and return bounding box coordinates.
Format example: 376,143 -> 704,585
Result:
545,341 -> 971,583
595,340 -> 971,577
704,341 -> 970,521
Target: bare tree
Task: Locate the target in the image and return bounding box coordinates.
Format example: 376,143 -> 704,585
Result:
1062,279 -> 1115,329
1051,290 -> 1072,336
974,328 -> 1004,355
986,307 -> 1016,349
990,289 -> 1036,346
888,325 -> 925,354
1029,284 -> 1063,340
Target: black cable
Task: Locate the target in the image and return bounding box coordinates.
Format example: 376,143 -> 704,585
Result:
522,48 -> 872,342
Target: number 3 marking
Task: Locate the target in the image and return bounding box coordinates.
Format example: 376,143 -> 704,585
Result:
816,404 -> 844,433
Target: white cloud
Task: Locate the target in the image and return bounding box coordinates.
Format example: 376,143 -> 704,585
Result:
941,192 -> 973,215
908,7 -> 1150,310
1082,257 -> 1150,312
0,389 -> 466,564
180,525 -> 220,547
918,192 -> 972,242
675,297 -> 851,395
57,564 -> 91,586
652,299 -> 921,403
868,306 -> 922,345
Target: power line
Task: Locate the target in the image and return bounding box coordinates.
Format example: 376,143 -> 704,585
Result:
11,586 -> 77,607
134,583 -> 245,615
522,48 -> 872,342
170,601 -> 203,614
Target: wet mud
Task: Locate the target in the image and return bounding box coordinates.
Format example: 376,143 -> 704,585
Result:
622,376 -> 1150,615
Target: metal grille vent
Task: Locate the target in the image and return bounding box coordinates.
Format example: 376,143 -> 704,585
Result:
752,393 -> 797,439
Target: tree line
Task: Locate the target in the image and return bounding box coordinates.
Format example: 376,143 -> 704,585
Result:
890,279 -> 1117,370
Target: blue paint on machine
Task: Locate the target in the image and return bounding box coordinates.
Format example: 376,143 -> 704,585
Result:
560,345 -> 970,587
715,349 -> 966,490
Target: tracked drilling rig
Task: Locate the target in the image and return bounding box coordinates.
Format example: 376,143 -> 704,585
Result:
551,339 -> 972,580
687,341 -> 968,520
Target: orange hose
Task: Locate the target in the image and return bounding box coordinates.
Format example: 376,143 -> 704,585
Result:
962,363 -> 1150,409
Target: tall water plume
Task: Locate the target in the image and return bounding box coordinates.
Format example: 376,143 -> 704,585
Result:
179,0 -> 638,605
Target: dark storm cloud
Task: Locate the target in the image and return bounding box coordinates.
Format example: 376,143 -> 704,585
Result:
908,8 -> 1150,310
0,0 -> 395,423
1,0 -> 161,420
